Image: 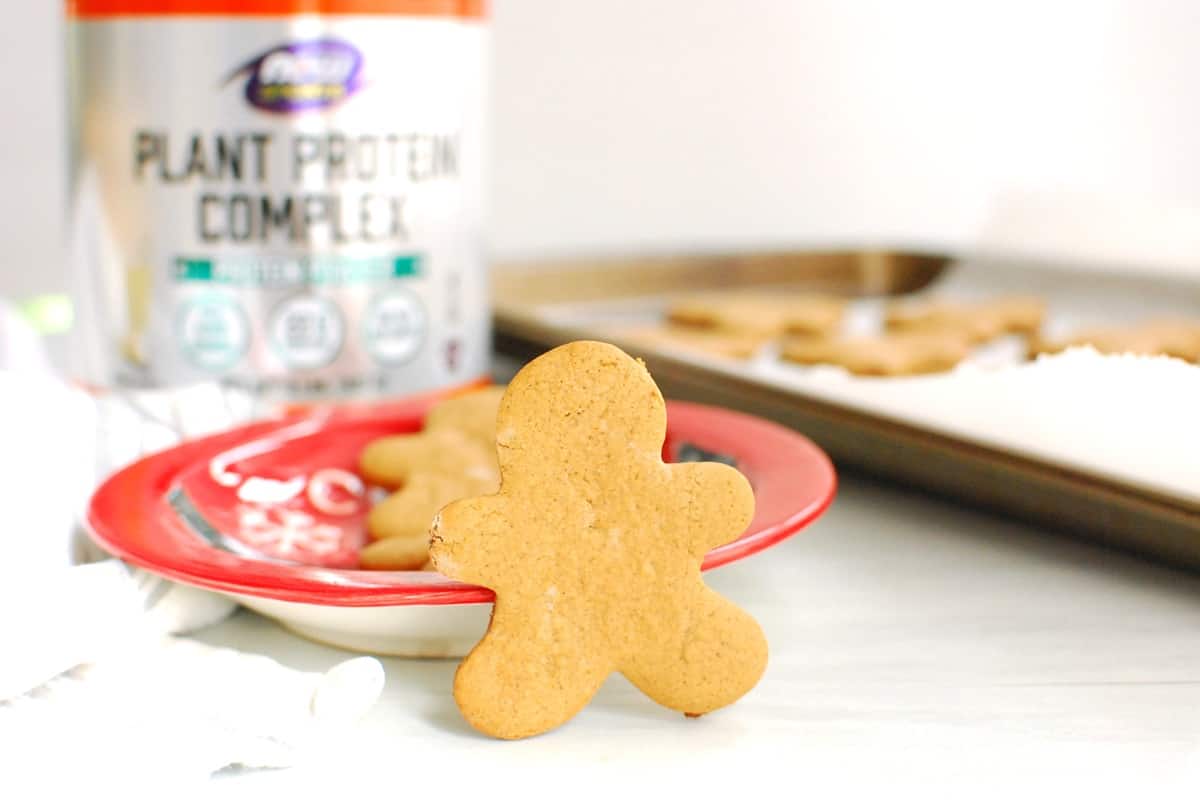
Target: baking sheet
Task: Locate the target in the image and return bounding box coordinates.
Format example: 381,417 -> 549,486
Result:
528,258 -> 1200,508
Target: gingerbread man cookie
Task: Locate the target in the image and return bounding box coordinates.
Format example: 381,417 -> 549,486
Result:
423,385 -> 506,447
667,293 -> 846,338
429,341 -> 767,740
1031,319 -> 1200,363
614,323 -> 770,360
358,388 -> 503,570
781,332 -> 970,376
885,296 -> 1045,343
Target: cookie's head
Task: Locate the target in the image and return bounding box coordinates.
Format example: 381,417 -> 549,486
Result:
494,341 -> 666,477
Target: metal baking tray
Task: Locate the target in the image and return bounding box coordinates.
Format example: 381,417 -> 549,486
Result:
492,248 -> 1200,571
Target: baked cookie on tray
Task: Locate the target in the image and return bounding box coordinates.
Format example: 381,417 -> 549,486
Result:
613,324 -> 771,360
780,332 -> 971,376
667,292 -> 846,337
886,296 -> 1046,343
1031,319 -> 1200,363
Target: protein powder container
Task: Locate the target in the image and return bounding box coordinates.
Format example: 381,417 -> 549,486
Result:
66,0 -> 488,403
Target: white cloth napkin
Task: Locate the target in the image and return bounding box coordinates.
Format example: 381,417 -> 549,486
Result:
0,305 -> 385,782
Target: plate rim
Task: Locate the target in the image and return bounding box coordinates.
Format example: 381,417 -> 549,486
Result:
86,398 -> 837,607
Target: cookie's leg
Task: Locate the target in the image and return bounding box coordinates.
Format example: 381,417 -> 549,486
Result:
620,587 -> 767,716
453,600 -> 611,739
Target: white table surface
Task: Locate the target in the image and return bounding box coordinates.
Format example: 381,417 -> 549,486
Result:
200,472 -> 1200,798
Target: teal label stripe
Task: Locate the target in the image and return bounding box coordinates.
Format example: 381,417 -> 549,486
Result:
175,259 -> 214,281
173,255 -> 420,286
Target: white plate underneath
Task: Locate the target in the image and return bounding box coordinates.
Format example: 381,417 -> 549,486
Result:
228,593 -> 492,658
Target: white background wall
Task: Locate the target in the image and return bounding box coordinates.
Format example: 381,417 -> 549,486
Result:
3,0 -> 1200,299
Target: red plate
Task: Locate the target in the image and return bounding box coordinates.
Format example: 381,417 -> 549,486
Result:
86,398 -> 836,607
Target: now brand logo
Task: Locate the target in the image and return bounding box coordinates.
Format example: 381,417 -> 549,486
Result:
225,39 -> 365,114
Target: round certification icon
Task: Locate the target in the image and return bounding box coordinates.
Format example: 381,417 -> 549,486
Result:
176,295 -> 250,371
269,295 -> 345,369
363,290 -> 427,366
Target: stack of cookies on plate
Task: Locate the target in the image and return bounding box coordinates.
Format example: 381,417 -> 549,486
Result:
357,387 -> 504,570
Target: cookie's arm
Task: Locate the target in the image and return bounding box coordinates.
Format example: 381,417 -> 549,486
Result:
359,434 -> 424,488
428,495 -> 511,587
667,462 -> 755,555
